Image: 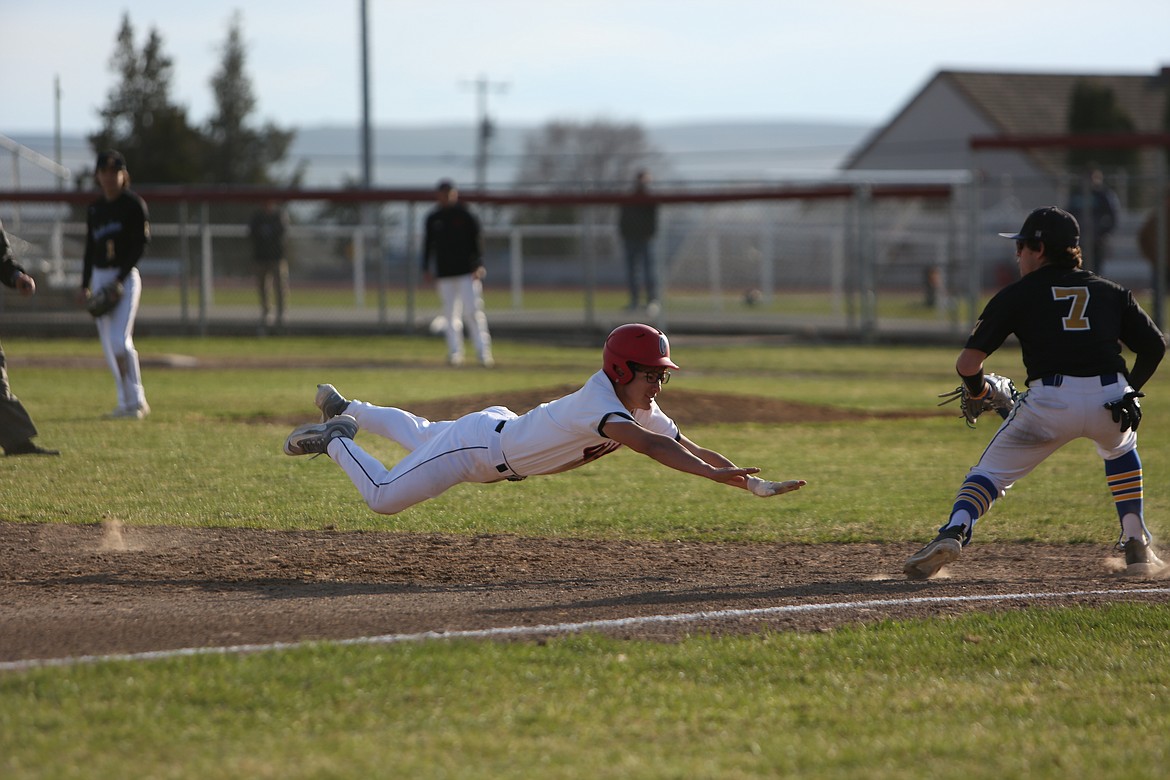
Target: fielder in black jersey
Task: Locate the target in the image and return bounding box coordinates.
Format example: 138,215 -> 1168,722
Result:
80,150 -> 151,419
905,206 -> 1168,579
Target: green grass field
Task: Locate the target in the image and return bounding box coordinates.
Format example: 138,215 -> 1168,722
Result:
2,335 -> 1169,779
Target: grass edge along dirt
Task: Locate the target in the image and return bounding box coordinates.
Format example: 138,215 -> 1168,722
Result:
2,604 -> 1169,779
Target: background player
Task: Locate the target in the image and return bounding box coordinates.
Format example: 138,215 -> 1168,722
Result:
284,323 -> 805,516
422,179 -> 493,367
904,206 -> 1167,579
79,150 -> 151,419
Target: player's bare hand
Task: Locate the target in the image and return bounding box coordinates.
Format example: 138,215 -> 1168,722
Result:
14,272 -> 35,296
746,475 -> 807,497
711,466 -> 760,485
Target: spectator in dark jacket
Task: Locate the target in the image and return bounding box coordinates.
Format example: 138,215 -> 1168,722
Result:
1067,169 -> 1121,275
618,169 -> 660,313
248,200 -> 290,334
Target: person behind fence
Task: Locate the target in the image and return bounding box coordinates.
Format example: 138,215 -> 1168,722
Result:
78,150 -> 151,420
282,323 -> 806,517
1066,168 -> 1120,275
422,179 -> 494,367
1,218 -> 59,456
903,206 -> 1167,581
248,200 -> 291,334
618,169 -> 660,313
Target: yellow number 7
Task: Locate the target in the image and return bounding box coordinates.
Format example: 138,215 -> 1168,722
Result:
1052,286 -> 1090,331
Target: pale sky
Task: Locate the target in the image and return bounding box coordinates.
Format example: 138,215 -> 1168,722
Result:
4,0 -> 1169,135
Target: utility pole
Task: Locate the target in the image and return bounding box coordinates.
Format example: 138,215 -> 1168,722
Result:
461,75 -> 508,191
359,0 -> 373,188
53,75 -> 62,186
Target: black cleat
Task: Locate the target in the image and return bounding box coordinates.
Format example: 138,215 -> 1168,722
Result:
1122,536 -> 1166,576
904,526 -> 965,580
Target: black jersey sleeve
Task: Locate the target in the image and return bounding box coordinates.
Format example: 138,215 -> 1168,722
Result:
1119,292 -> 1167,390
963,287 -> 1017,356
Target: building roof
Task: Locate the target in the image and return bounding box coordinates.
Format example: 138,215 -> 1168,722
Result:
843,67 -> 1170,173
944,69 -> 1168,135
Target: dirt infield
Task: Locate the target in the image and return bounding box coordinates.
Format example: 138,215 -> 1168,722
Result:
2,522 -> 1167,666
2,387 -> 1167,667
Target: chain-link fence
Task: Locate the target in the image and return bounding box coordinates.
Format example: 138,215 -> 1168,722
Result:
2,174 -> 1167,342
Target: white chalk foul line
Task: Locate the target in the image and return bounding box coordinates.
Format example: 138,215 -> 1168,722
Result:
3,586 -> 1169,673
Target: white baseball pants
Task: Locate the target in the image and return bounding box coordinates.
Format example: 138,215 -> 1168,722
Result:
326,401 -> 519,515
970,373 -> 1136,492
437,273 -> 492,364
91,266 -> 146,413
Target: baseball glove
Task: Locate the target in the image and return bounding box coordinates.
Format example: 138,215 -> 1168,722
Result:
85,281 -> 123,317
938,373 -> 1019,428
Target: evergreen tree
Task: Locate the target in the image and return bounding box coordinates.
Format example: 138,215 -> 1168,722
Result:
1066,79 -> 1139,174
88,14 -> 203,185
205,12 -> 297,186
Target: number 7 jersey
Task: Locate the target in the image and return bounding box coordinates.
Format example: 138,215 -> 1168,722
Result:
966,265 -> 1165,385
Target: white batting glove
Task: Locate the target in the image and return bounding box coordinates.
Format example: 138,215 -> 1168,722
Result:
746,476 -> 806,497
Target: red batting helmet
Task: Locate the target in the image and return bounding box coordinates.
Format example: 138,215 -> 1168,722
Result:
602,323 -> 679,385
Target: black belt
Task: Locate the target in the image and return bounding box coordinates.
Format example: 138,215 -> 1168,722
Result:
1037,373 -> 1118,387
493,420 -> 525,481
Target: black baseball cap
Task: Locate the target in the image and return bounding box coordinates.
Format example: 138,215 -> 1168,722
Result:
95,150 -> 126,172
998,206 -> 1080,248
436,178 -> 455,191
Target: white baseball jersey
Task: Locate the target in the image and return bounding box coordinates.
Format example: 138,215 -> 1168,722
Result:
327,370 -> 680,516
500,369 -> 678,476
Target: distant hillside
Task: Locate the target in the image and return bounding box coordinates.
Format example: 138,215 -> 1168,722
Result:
5,120 -> 871,190
282,121 -> 871,187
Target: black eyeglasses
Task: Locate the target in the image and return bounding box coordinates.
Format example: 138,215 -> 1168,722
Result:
641,369 -> 671,385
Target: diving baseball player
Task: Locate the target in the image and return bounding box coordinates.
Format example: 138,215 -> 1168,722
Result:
905,206 -> 1167,579
284,323 -> 806,515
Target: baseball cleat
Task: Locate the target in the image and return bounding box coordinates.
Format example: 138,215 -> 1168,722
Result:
315,384 -> 350,422
5,440 -> 60,456
1122,536 -> 1166,576
903,526 -> 965,580
284,414 -> 358,456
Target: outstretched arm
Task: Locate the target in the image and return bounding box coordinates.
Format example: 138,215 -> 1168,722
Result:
678,433 -> 806,496
603,421 -> 758,486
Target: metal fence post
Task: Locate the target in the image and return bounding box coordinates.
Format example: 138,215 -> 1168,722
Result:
707,229 -> 723,310
584,206 -> 597,326
509,227 -> 523,309
351,225 -> 366,307
178,200 -> 190,330
1156,163 -> 1168,329
856,184 -> 876,340
199,202 -> 212,336
966,177 -> 982,329
759,221 -> 775,305
405,201 -> 417,334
